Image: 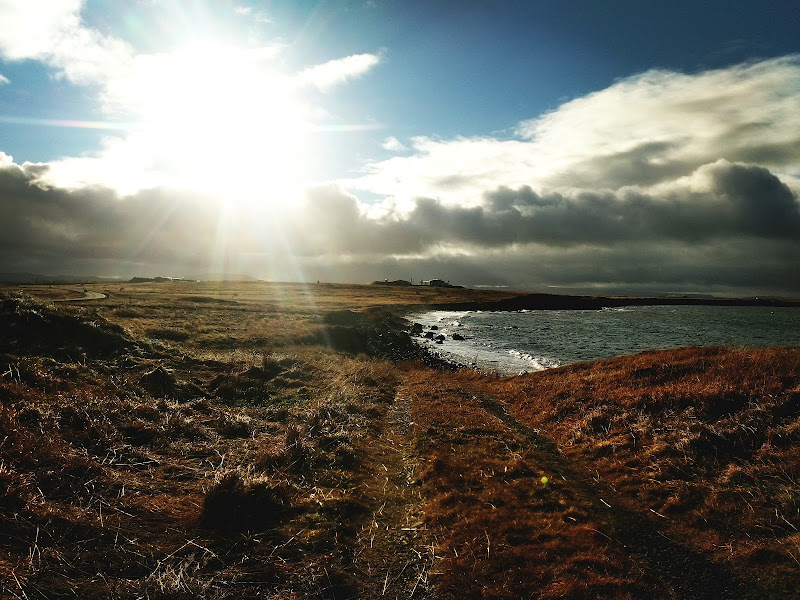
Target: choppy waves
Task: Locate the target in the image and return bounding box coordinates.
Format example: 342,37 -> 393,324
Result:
407,309 -> 562,375
407,305 -> 800,376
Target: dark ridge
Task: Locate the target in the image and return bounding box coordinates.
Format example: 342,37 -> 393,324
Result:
128,276 -> 180,283
428,292 -> 800,312
370,279 -> 413,286
0,295 -> 137,359
174,296 -> 240,305
0,272 -> 120,284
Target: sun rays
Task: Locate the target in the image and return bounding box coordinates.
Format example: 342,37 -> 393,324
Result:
107,41 -> 311,204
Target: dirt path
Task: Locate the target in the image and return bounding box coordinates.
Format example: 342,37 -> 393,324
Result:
351,392 -> 433,598
51,289 -> 107,301
475,391 -> 770,600
389,362 -> 776,599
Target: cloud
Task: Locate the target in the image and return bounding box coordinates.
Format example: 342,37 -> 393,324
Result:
0,0 -> 82,60
347,56 -> 800,205
282,160 -> 800,257
0,157 -> 219,269
2,45 -> 800,295
516,56 -> 800,189
296,52 -> 382,90
1,151 -> 798,295
0,0 -> 133,85
0,3 -> 382,195
0,73 -> 8,84
382,136 -> 407,151
309,55 -> 800,294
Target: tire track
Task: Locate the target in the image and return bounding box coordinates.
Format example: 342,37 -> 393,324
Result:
352,392 -> 433,599
477,393 -> 769,600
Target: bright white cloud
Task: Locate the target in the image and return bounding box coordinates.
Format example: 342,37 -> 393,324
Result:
234,4 -> 273,24
382,136 -> 407,151
102,43 -> 286,117
347,55 -> 800,208
345,136 -> 535,209
0,0 -> 132,85
296,52 -> 382,90
0,0 -> 82,59
52,41 -> 314,197
517,56 -> 800,187
0,72 -> 8,84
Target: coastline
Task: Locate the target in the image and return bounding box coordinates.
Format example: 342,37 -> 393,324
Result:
398,296 -> 800,377
421,291 -> 800,312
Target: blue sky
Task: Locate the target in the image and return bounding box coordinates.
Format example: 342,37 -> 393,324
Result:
1,1 -> 800,295
6,1 -> 797,170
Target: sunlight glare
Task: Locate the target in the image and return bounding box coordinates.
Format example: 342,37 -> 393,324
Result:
125,42 -> 308,204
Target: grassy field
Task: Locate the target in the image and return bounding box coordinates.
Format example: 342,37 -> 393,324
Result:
1,281 -> 799,598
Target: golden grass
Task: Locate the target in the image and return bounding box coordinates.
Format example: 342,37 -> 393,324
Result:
488,346 -> 800,597
399,364 -> 661,599
2,282 -> 799,598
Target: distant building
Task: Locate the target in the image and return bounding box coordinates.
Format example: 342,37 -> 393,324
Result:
423,279 -> 450,287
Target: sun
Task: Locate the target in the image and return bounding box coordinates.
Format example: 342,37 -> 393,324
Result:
121,42 -> 309,203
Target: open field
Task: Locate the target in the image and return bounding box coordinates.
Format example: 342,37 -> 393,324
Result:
1,281 -> 799,598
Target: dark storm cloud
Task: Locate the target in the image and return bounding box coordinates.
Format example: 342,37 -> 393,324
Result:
542,141 -> 695,189
413,161 -> 800,247
1,152 -> 799,295
0,158 -> 223,274
278,160 -> 800,295
293,238 -> 800,298
296,161 -> 799,254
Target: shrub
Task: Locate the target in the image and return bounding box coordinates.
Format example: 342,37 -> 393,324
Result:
214,413 -> 253,438
198,470 -> 287,532
145,328 -> 190,342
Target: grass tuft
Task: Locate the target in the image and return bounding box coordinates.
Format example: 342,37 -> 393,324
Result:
199,470 -> 288,532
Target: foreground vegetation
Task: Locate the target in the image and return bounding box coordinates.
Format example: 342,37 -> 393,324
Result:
1,282 -> 798,598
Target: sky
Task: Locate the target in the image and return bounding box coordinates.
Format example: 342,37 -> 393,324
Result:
1,0 -> 800,296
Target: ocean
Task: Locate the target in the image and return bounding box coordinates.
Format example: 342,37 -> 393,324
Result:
407,305 -> 800,375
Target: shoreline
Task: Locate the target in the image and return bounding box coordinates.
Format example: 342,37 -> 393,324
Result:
396,296 -> 800,377
421,291 -> 800,312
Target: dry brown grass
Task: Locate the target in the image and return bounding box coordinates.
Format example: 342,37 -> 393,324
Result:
399,364 -> 662,599
12,280 -> 515,357
0,285 -> 433,598
2,282 -> 799,598
488,346 -> 800,597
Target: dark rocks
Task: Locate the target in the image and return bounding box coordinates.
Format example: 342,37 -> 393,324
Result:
138,365 -> 206,400
138,366 -> 177,397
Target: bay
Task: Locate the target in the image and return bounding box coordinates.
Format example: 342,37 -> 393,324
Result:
408,305 -> 800,375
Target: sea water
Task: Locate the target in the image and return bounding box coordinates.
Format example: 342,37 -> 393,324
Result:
407,305 -> 800,375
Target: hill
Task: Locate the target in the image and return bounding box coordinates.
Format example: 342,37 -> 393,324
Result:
0,272 -> 121,284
